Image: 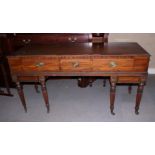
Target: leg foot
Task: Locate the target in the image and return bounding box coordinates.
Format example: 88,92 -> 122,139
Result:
110,78 -> 116,115
135,82 -> 144,115
110,106 -> 115,115
135,108 -> 139,115
47,104 -> 50,113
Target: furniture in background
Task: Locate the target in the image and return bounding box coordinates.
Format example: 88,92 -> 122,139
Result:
7,42 -> 150,115
1,33 -> 109,88
0,48 -> 13,96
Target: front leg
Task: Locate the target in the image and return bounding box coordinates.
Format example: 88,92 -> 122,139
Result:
16,82 -> 27,112
110,77 -> 117,115
39,77 -> 50,113
135,82 -> 145,115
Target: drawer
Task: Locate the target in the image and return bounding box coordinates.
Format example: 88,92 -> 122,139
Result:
8,56 -> 60,73
60,58 -> 92,71
92,58 -> 134,71
21,56 -> 60,72
12,34 -> 90,45
117,76 -> 141,83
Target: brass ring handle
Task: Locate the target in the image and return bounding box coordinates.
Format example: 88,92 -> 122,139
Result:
72,62 -> 79,68
35,62 -> 45,67
109,61 -> 117,68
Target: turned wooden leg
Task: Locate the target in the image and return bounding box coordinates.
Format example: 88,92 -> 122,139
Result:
110,80 -> 116,115
34,84 -> 40,93
128,85 -> 132,94
135,82 -> 144,115
103,79 -> 106,87
16,82 -> 27,112
40,79 -> 50,113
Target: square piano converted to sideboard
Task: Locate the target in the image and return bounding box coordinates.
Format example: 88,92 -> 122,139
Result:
7,42 -> 150,115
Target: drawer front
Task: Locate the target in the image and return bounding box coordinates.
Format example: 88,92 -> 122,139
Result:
21,57 -> 59,72
60,58 -> 92,71
8,56 -> 60,73
117,76 -> 141,83
92,58 -> 134,71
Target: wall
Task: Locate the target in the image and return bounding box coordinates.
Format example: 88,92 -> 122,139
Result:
109,33 -> 155,74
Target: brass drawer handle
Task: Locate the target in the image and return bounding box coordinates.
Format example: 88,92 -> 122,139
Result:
109,61 -> 117,68
22,39 -> 31,44
35,62 -> 45,67
68,37 -> 72,41
72,62 -> 79,68
68,37 -> 77,42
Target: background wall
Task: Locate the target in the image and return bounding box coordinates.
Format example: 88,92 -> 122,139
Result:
109,33 -> 155,74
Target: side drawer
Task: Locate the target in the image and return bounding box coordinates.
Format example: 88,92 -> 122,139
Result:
8,56 -> 60,73
92,58 -> 134,71
21,56 -> 60,72
117,76 -> 141,83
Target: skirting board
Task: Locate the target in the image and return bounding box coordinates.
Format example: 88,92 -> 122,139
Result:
148,68 -> 155,74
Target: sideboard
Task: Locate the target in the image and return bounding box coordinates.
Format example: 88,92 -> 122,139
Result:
7,42 -> 150,115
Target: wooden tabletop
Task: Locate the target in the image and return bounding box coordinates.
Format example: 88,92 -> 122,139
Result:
9,42 -> 150,56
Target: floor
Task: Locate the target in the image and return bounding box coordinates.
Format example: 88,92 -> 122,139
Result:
0,75 -> 155,122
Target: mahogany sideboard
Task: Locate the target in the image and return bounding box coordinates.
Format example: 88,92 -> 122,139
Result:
7,42 -> 150,115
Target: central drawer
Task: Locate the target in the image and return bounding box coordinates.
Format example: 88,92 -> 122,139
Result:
92,58 -> 134,71
60,58 -> 92,71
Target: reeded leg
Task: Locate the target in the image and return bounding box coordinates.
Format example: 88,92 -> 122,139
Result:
16,82 -> 27,112
110,81 -> 116,115
40,79 -> 50,113
135,82 -> 144,115
34,84 -> 40,93
128,85 -> 132,94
